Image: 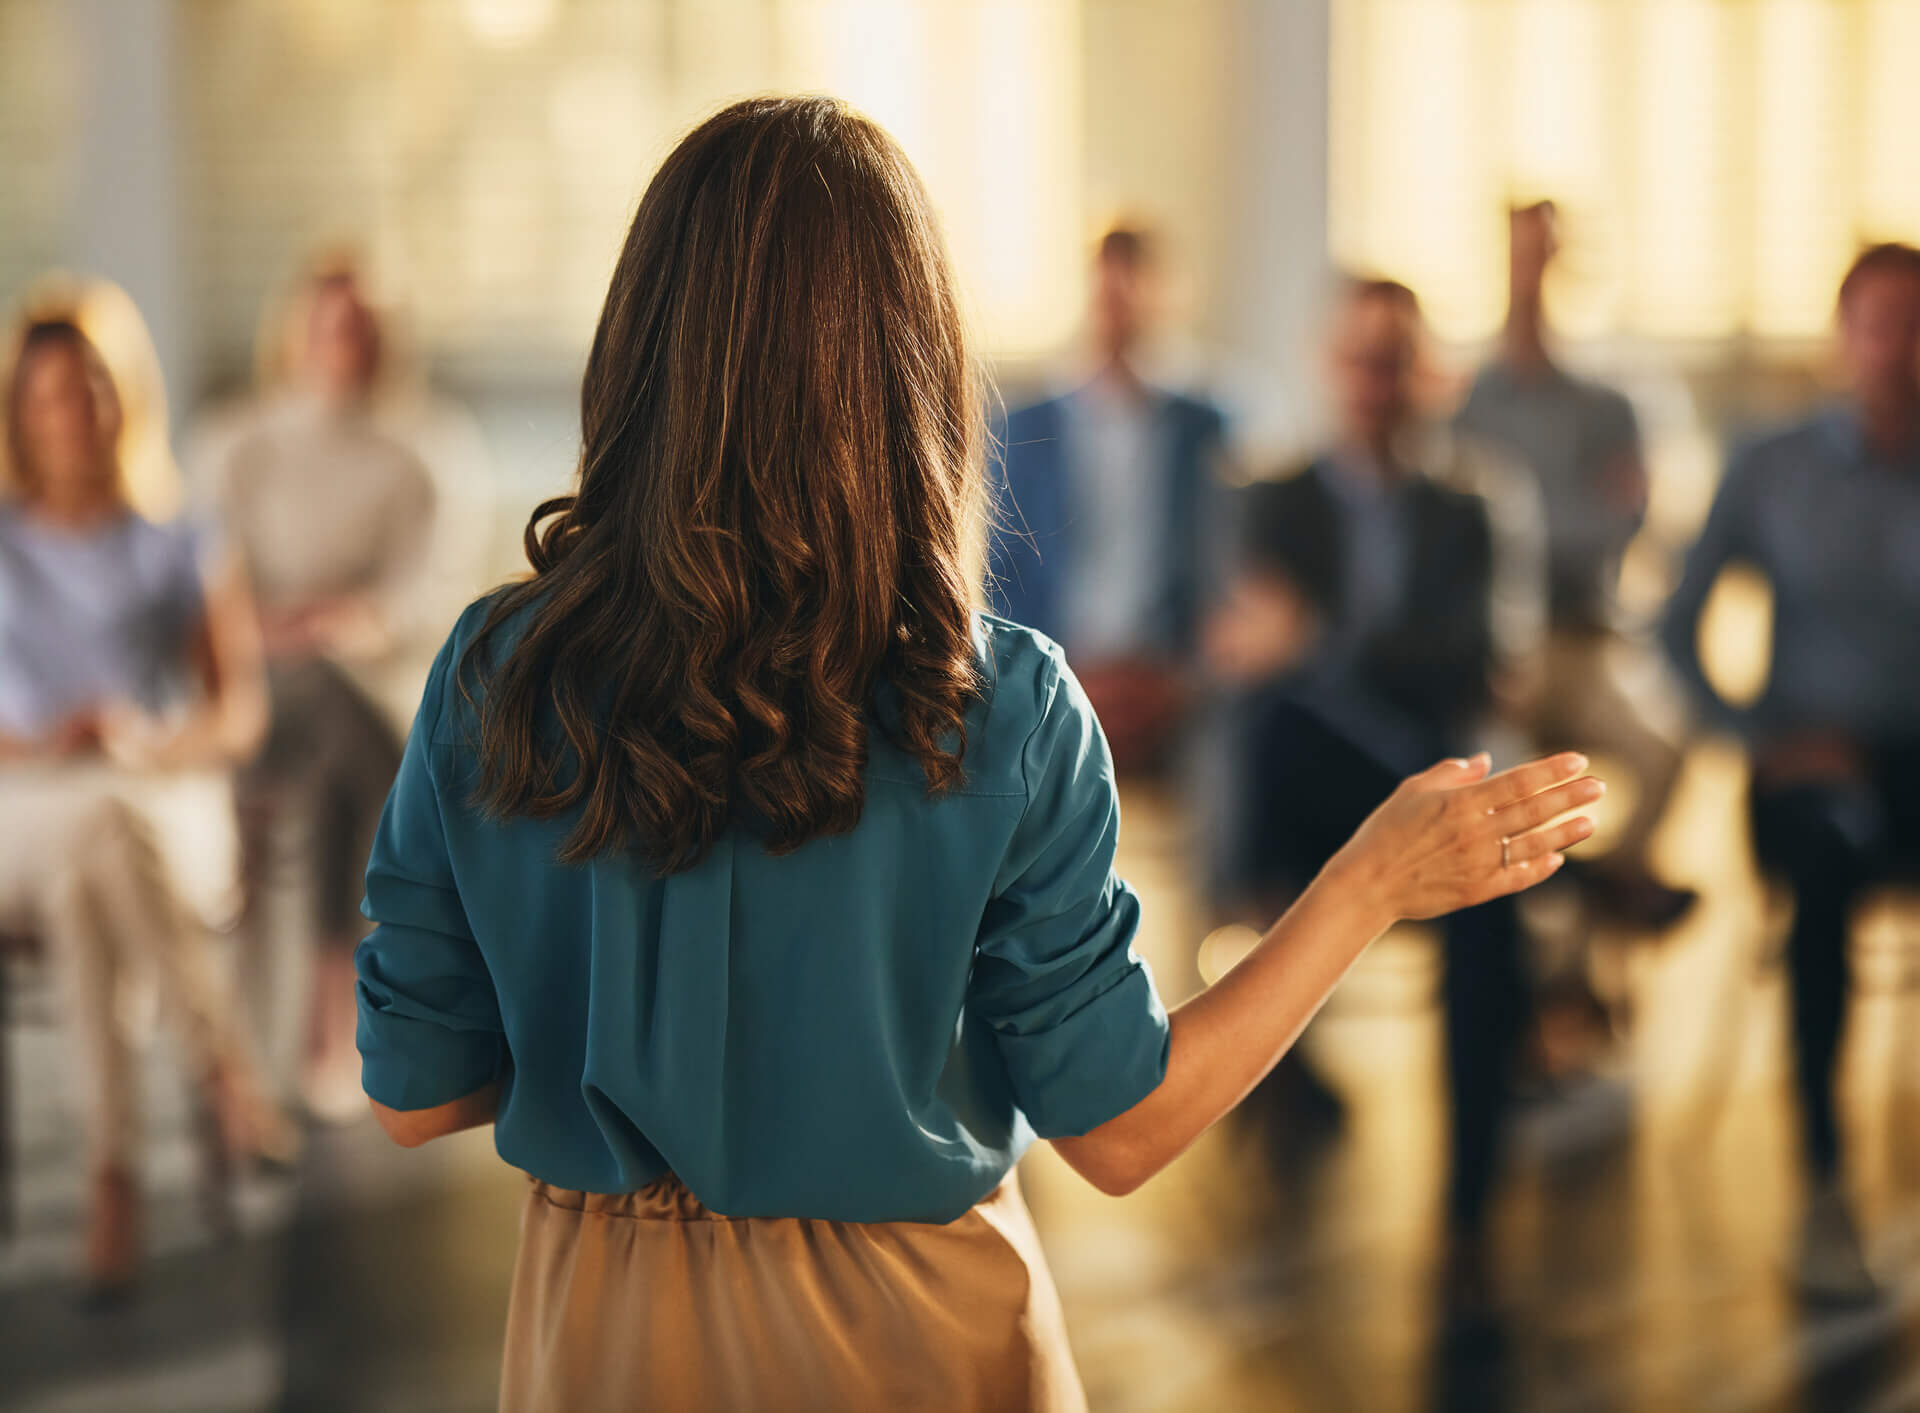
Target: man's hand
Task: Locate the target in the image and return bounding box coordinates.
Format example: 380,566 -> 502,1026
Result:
1202,572 -> 1317,687
263,594 -> 391,661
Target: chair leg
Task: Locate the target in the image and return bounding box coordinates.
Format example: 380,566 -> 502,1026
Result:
0,958 -> 14,1242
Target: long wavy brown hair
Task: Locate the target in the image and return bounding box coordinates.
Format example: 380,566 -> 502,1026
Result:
463,96 -> 988,872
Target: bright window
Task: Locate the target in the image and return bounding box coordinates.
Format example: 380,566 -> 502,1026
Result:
183,0 -> 1082,374
1330,0 -> 1920,342
0,2 -> 75,307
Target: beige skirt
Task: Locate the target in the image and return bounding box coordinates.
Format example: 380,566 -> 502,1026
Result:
499,1169 -> 1088,1413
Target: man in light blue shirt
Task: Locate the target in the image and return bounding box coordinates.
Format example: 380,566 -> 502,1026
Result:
1663,242 -> 1920,1302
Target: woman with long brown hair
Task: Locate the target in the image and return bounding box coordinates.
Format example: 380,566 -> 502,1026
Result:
357,97 -> 1602,1410
0,308 -> 289,1299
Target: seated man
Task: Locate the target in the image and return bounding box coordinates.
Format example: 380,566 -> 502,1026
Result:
1662,242 -> 1920,1303
1456,201 -> 1693,929
1207,277 -> 1546,1298
990,224 -> 1228,771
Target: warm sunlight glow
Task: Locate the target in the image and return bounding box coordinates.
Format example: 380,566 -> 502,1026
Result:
1333,0 -> 1920,342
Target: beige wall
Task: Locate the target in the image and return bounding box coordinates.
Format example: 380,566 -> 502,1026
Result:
1074,0 -> 1332,459
10,0 -> 1336,451
1081,0 -> 1240,348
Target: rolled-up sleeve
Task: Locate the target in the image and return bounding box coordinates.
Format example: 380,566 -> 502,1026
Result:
355,636 -> 505,1111
970,649 -> 1170,1139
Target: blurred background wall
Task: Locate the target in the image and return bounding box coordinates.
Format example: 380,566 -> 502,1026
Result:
3,0 -> 1333,513
10,1 -> 1915,550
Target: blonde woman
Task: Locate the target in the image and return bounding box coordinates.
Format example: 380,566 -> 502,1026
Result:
202,264 -> 440,1117
0,312 -> 286,1300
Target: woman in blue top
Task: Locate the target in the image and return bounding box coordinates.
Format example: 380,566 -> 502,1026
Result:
356,97 -> 1602,1412
0,313 -> 290,1299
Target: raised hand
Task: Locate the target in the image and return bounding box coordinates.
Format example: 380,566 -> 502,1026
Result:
1329,751 -> 1603,923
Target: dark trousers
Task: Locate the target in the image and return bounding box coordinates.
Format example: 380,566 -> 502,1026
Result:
238,657 -> 405,944
1227,689 -> 1528,1237
1750,743 -> 1920,1180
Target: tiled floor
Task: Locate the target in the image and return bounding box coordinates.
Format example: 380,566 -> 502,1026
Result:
4,737 -> 1920,1411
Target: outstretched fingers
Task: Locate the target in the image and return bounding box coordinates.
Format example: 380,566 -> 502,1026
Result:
1486,850 -> 1568,896
1463,751 -> 1589,813
1492,774 -> 1606,836
1397,750 -> 1605,913
1502,813 -> 1597,868
1463,758 -> 1603,905
1409,752 -> 1493,789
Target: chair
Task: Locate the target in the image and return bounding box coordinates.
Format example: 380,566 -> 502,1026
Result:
0,928 -> 44,1241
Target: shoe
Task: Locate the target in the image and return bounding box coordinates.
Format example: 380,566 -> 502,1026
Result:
1796,1180 -> 1879,1306
1527,978 -> 1616,1086
1437,1231 -> 1505,1351
190,1088 -> 239,1240
1572,865 -> 1699,932
1278,1051 -> 1348,1139
206,1058 -> 303,1168
81,1164 -> 139,1305
1250,1052 -> 1347,1172
195,1061 -> 300,1239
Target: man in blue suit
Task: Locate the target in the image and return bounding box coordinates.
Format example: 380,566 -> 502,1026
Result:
989,225 -> 1229,770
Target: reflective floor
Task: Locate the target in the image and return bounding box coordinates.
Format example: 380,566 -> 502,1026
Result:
4,738 -> 1920,1411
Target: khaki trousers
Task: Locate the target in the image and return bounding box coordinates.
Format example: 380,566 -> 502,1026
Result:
0,765 -> 239,1170
500,1170 -> 1088,1413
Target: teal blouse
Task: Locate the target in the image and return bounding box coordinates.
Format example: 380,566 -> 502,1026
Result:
355,597 -> 1171,1223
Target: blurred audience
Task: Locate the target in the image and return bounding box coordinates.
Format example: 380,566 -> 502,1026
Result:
201,259 -> 439,1120
193,250 -> 495,718
990,224 -> 1229,771
218,250 -> 495,699
0,309 -> 288,1299
1457,202 -> 1695,930
1662,242 -> 1920,1304
1205,277 -> 1546,1305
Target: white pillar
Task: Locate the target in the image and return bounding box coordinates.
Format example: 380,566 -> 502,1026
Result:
1219,0 -> 1330,464
63,0 -> 192,429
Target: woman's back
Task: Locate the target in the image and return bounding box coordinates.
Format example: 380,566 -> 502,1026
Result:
354,96 -> 1597,1412
358,596 -> 1168,1222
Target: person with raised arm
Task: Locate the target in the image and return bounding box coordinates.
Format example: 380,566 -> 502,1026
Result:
355,98 -> 1599,1410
